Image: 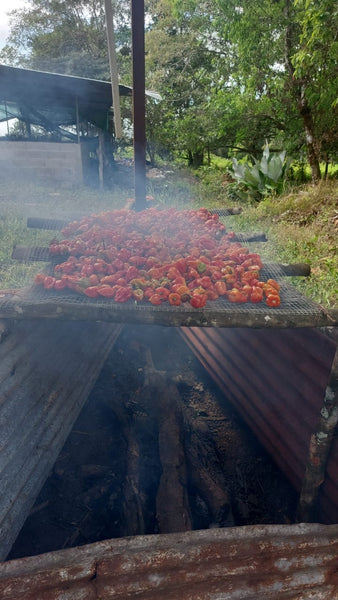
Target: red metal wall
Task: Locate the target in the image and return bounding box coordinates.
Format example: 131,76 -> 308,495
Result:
180,327 -> 337,523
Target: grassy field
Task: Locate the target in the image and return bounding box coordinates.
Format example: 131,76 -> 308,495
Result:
0,171 -> 337,307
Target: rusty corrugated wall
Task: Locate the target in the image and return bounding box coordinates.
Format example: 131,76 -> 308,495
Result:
180,327 -> 337,523
0,523 -> 337,599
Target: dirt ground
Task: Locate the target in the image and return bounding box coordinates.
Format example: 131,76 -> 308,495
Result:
8,325 -> 298,560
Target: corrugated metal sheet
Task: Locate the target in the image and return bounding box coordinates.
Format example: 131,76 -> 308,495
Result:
180,327 -> 337,523
0,64 -> 132,130
0,319 -> 122,561
0,523 -> 337,599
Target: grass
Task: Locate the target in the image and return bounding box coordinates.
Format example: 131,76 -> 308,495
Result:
213,182 -> 338,307
0,171 -> 337,308
0,174 -> 197,288
0,179 -> 131,289
188,158 -> 337,307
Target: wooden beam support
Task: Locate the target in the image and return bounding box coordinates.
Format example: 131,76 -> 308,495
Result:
27,217 -> 69,230
297,344 -> 338,522
104,0 -> 122,139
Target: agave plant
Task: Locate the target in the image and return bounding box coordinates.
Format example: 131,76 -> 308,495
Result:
229,143 -> 291,201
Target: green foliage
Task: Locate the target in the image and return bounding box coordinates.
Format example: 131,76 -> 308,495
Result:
191,167 -> 228,204
220,181 -> 338,307
229,144 -> 291,201
291,0 -> 338,160
0,0 -> 131,81
288,161 -> 338,183
185,164 -> 338,307
144,0 -> 338,175
209,155 -> 233,171
214,0 -> 337,180
145,0 -> 224,165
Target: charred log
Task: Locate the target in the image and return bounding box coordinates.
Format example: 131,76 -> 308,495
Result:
182,408 -> 233,528
155,378 -> 192,533
142,349 -> 192,533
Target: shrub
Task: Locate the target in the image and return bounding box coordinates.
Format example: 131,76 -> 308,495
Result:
229,143 -> 291,201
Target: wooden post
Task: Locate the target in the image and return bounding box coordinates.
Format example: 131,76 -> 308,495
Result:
4,101 -> 10,137
75,97 -> 80,143
131,0 -> 146,210
98,131 -> 104,190
297,341 -> 338,522
104,0 -> 122,139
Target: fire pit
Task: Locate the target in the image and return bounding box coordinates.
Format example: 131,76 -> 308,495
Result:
0,206 -> 337,599
6,324 -> 300,558
1,323 -> 337,600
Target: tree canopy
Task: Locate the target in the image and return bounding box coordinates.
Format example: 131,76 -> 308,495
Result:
1,0 -> 130,79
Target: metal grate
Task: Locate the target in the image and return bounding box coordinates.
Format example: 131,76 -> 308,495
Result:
0,278 -> 326,329
3,208 -> 329,327
24,278 -> 308,311
10,258 -> 311,312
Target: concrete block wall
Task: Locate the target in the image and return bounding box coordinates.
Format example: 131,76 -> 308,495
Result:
0,141 -> 84,186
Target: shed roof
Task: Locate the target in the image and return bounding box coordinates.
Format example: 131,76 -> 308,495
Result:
0,64 -> 133,131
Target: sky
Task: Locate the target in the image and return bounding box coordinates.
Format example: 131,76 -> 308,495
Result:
0,0 -> 26,50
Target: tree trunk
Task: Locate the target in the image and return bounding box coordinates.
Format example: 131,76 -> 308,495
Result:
146,141 -> 156,166
284,0 -> 321,184
188,150 -> 204,168
192,150 -> 204,168
298,89 -> 321,183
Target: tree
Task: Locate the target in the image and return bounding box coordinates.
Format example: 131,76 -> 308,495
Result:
168,0 -> 338,181
146,0 -> 297,165
145,0 -> 230,165
212,0 -> 337,181
292,0 -> 338,173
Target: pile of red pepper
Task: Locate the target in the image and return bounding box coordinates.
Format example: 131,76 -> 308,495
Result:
34,207 -> 281,308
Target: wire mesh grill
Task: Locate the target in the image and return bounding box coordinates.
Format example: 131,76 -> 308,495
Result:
0,279 -> 321,317
212,208 -> 242,217
2,208 -> 326,326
